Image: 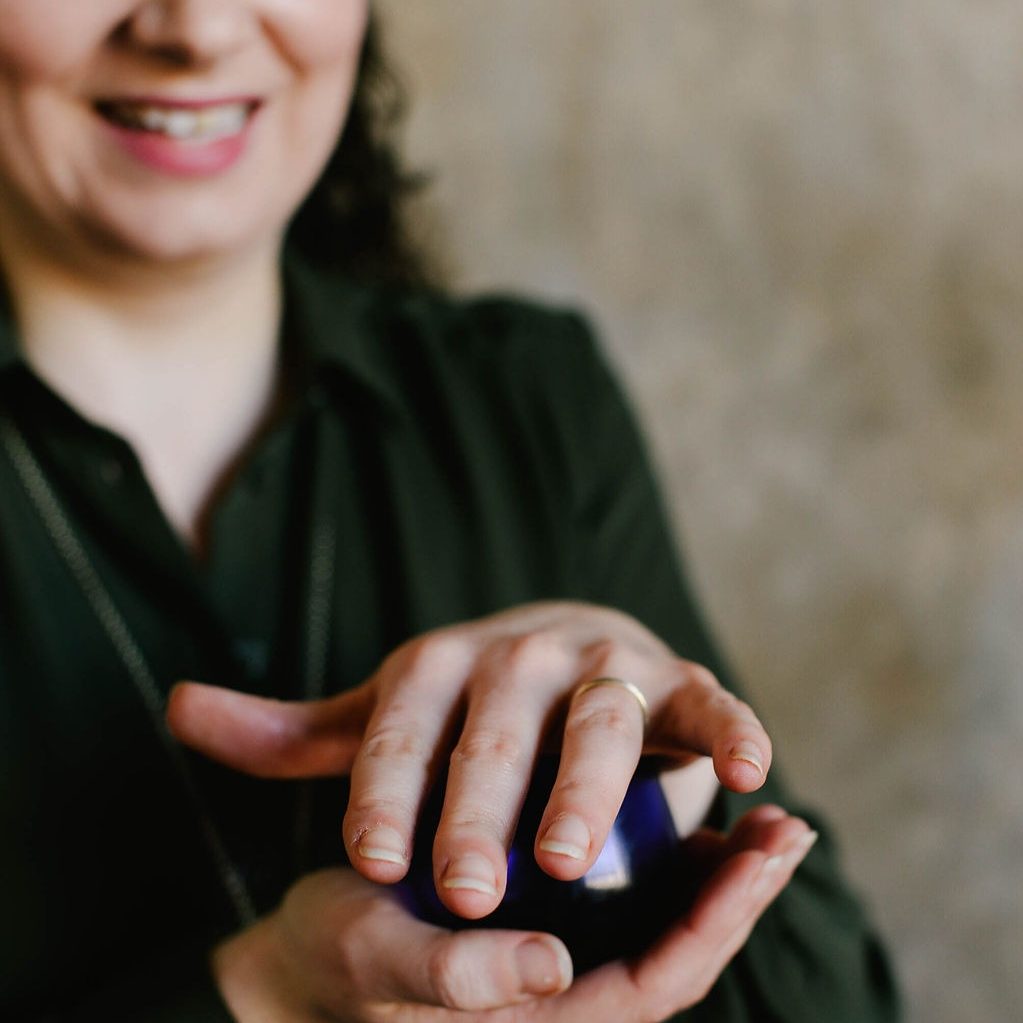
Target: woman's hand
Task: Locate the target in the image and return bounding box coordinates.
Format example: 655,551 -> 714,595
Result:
213,867 -> 573,1022
168,601 -> 772,920
213,807 -> 815,1023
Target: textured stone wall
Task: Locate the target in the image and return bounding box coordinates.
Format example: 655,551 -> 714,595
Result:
376,3 -> 1023,1020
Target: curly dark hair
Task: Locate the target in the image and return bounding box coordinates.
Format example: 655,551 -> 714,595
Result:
285,16 -> 434,288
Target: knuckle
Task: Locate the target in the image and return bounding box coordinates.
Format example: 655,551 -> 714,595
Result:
378,638 -> 417,679
451,727 -> 526,770
385,632 -> 466,690
679,659 -> 721,692
706,690 -> 737,717
731,697 -> 758,723
585,629 -> 659,668
427,941 -> 472,1009
585,638 -> 621,672
441,806 -> 506,836
569,701 -> 640,741
673,670 -> 737,718
549,773 -> 590,802
360,725 -> 427,763
346,790 -> 413,821
499,631 -> 569,675
332,927 -> 363,991
327,898 -> 385,995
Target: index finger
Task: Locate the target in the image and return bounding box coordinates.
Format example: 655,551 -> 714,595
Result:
166,681 -> 375,777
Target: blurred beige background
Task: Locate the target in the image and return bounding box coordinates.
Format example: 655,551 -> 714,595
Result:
377,2 -> 1023,1020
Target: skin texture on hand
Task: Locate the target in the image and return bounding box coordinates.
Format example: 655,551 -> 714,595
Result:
168,601 -> 811,1021
214,870 -> 574,1022
211,808 -> 817,1023
168,601 -> 773,921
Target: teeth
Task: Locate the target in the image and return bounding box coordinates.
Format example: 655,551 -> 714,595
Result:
105,102 -> 250,142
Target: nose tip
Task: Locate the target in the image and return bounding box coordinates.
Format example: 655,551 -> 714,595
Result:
124,0 -> 254,65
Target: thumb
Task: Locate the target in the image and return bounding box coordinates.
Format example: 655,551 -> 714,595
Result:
284,871 -> 573,1014
166,681 -> 375,778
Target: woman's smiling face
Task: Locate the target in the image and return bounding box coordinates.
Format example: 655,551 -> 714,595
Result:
0,0 -> 369,267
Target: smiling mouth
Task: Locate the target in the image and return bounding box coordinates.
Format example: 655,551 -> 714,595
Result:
95,99 -> 259,143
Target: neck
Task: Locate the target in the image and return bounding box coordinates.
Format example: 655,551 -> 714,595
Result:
3,241 -> 286,553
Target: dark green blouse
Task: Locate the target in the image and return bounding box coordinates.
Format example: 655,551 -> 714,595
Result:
0,253 -> 899,1021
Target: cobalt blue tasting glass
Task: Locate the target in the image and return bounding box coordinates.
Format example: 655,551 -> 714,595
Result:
397,754 -> 698,974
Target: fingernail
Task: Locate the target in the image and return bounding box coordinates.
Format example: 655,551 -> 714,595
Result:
356,826 -> 408,866
538,814 -> 590,861
516,939 -> 571,996
790,829 -> 819,859
756,830 -> 818,892
441,852 -> 499,896
729,741 -> 765,776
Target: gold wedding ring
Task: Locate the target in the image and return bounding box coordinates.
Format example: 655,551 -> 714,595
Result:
572,677 -> 650,731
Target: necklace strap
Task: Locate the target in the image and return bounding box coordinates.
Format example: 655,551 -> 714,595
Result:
1,413 -> 312,927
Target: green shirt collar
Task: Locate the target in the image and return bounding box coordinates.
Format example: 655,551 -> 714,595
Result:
0,250 -> 405,417
282,249 -> 405,417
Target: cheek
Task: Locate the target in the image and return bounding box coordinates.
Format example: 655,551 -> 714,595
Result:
267,0 -> 370,71
0,2 -> 126,79
0,89 -> 81,212
269,0 -> 370,162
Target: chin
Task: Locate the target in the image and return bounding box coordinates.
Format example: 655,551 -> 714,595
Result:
81,198 -> 280,269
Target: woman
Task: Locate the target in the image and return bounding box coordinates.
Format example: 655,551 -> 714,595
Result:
0,3 -> 899,1020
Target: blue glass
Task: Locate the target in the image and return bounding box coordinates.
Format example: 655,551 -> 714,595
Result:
397,755 -> 697,973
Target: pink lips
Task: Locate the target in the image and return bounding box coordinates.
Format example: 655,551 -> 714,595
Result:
96,96 -> 260,178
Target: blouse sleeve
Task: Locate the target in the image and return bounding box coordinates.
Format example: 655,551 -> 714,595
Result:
547,311 -> 901,1023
